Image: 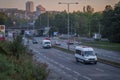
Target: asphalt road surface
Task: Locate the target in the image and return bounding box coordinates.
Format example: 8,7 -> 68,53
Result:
28,40 -> 120,80
52,38 -> 120,64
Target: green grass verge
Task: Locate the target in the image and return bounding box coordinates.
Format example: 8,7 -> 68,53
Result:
53,45 -> 120,68
82,41 -> 120,52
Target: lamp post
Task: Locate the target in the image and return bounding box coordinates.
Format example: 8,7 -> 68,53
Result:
58,2 -> 78,50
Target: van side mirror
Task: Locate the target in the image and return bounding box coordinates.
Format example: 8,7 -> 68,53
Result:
95,53 -> 97,55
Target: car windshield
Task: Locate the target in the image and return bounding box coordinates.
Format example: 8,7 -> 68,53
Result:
84,51 -> 95,56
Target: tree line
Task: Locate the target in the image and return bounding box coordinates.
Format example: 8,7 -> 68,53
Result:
0,1 -> 120,43
35,1 -> 120,43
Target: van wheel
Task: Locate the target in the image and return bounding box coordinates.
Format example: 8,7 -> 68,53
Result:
83,60 -> 87,64
76,58 -> 79,62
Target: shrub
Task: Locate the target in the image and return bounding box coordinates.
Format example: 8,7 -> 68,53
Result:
0,36 -> 49,80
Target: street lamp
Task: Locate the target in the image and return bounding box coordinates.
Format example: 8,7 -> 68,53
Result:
58,2 -> 78,50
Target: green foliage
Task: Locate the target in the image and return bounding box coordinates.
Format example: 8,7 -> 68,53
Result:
0,38 -> 48,80
54,11 -> 68,34
0,53 -> 48,80
102,1 -> 120,43
0,54 -> 14,80
9,35 -> 26,59
0,12 -> 7,25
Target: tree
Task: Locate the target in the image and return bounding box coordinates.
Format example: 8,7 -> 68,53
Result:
109,1 -> 120,42
54,11 -> 68,34
90,12 -> 103,35
0,12 -> 7,25
102,1 -> 120,43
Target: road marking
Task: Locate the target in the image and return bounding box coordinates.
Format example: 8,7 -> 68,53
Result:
83,75 -> 92,80
95,68 -> 104,72
65,67 -> 71,71
55,53 -> 71,60
34,50 -> 92,80
74,78 -> 78,80
59,64 -> 65,68
73,70 -> 81,76
36,54 -> 77,80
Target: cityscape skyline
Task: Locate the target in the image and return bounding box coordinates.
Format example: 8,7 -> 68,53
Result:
0,0 -> 119,12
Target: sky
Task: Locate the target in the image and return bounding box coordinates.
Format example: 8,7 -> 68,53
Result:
0,0 -> 119,12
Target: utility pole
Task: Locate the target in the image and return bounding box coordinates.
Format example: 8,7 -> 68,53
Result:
58,2 -> 78,50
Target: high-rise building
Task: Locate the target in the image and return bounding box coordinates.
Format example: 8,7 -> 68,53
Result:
26,1 -> 34,12
36,5 -> 46,15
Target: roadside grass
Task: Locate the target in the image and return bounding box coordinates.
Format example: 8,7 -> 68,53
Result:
81,41 -> 120,52
53,45 -> 120,68
0,36 -> 49,80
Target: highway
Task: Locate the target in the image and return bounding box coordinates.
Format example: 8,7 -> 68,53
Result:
52,38 -> 120,64
28,38 -> 120,80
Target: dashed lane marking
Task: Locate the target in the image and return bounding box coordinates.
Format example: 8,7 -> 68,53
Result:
95,68 -> 104,72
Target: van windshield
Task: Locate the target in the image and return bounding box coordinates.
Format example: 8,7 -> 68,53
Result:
45,42 -> 50,44
84,51 -> 95,56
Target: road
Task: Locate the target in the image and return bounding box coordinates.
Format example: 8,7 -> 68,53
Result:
28,38 -> 120,80
52,38 -> 120,64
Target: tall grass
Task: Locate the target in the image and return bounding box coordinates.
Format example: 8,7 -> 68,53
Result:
0,36 -> 48,80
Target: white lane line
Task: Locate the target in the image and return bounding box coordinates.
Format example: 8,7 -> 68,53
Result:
36,51 -> 92,80
65,67 -> 71,71
74,78 -> 78,80
36,54 -> 77,80
95,68 -> 104,72
83,75 -> 92,80
73,70 -> 81,76
59,64 -> 65,68
55,52 -> 71,60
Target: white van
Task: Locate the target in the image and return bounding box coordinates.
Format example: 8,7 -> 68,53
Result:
75,46 -> 97,64
42,40 -> 52,48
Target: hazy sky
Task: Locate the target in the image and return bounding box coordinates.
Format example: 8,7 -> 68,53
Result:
0,0 -> 119,12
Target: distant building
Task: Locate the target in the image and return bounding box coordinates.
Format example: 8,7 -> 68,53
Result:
36,5 -> 46,16
0,8 -> 18,12
26,1 -> 34,12
47,11 -> 60,15
0,8 -> 26,19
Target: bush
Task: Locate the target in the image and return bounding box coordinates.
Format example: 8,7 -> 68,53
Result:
0,36 -> 48,80
0,54 -> 14,80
